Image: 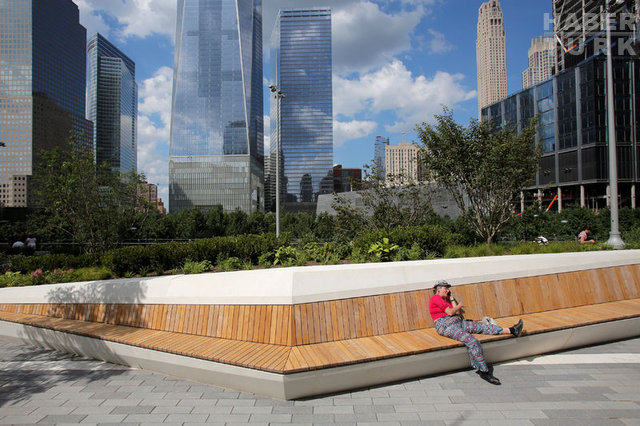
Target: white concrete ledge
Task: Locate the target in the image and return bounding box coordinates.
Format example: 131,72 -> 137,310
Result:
2,317 -> 639,400
1,250 -> 639,305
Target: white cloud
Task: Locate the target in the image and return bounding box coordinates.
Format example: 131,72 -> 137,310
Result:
77,0 -> 176,40
425,29 -> 454,54
334,120 -> 378,147
138,66 -> 173,122
332,2 -> 423,74
334,60 -> 476,135
137,67 -> 173,201
75,0 -> 111,38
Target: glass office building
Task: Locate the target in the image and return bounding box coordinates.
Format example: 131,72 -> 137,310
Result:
0,0 -> 92,207
169,0 -> 264,213
482,55 -> 640,210
86,33 -> 137,175
269,8 -> 333,212
374,136 -> 389,180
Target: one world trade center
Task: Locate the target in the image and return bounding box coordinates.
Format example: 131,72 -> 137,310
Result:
169,0 -> 264,213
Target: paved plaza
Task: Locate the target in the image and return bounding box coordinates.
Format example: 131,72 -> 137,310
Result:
0,336 -> 639,425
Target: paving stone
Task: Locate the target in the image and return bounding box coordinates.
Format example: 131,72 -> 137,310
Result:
0,415 -> 45,424
190,406 -> 233,415
271,405 -> 312,414
37,414 -> 87,423
377,412 -> 421,421
230,406 -> 273,414
248,413 -> 292,422
99,398 -> 142,406
333,397 -> 372,405
151,405 -> 193,414
195,414 -> 248,422
80,414 -> 127,423
122,413 -> 170,422
163,413 -> 210,422
2,335 -> 640,425
70,406 -> 115,415
30,406 -> 75,416
290,414 -> 335,423
110,405 -> 155,414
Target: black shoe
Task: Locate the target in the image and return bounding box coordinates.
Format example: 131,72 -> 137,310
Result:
510,319 -> 523,337
477,370 -> 501,385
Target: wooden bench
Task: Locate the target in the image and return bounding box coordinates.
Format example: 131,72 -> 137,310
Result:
1,251 -> 639,399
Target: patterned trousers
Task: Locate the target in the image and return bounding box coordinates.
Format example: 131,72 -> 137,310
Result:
434,315 -> 504,373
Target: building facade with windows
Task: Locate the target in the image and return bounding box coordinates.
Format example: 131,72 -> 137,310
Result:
482,54 -> 640,211
268,8 -> 333,212
476,0 -> 507,117
522,36 -> 555,89
86,33 -> 137,175
385,142 -> 423,185
169,0 -> 264,213
553,0 -> 637,73
0,0 -> 92,207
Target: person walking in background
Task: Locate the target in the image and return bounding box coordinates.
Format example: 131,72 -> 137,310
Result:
429,280 -> 524,385
25,234 -> 37,250
578,226 -> 595,244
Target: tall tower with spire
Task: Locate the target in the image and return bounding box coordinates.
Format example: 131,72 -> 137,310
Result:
476,0 -> 507,118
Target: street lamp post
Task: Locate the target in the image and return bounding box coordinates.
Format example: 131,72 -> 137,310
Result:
605,0 -> 625,248
269,84 -> 285,237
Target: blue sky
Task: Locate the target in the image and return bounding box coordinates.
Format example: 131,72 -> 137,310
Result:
75,0 -> 552,206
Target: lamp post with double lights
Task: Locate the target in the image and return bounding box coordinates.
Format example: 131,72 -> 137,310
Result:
605,0 -> 625,248
268,83 -> 285,237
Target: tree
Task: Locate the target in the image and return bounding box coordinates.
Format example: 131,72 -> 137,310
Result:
29,141 -> 145,253
416,109 -> 540,244
332,163 -> 437,239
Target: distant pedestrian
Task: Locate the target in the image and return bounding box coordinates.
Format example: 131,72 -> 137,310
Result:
578,226 -> 595,244
25,235 -> 36,250
428,280 -> 524,385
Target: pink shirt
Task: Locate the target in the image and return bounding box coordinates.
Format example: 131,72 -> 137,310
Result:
429,294 -> 453,321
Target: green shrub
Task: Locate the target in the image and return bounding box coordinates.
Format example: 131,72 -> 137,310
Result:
392,242 -> 424,262
181,259 -> 213,274
368,238 -> 399,262
0,271 -> 30,287
258,251 -> 274,267
352,225 -> 449,261
72,267 -> 113,282
9,252 -> 101,274
101,246 -> 149,276
273,246 -> 299,267
217,256 -> 242,272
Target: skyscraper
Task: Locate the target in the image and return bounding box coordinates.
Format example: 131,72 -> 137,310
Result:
169,0 -> 264,213
86,33 -> 137,175
374,136 -> 389,180
269,8 -> 333,211
553,0 -> 636,73
0,0 -> 92,208
522,36 -> 554,89
476,0 -> 507,117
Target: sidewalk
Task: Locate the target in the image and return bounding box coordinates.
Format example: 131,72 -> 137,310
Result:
0,336 -> 639,425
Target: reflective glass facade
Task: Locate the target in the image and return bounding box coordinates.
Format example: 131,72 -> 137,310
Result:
269,8 -> 333,210
482,55 -> 640,210
0,0 -> 92,207
169,0 -> 264,213
374,136 -> 389,180
87,33 -> 137,175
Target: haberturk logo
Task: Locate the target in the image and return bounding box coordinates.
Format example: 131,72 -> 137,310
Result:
543,12 -> 638,56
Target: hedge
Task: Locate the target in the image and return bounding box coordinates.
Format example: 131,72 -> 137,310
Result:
8,233 -> 290,277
